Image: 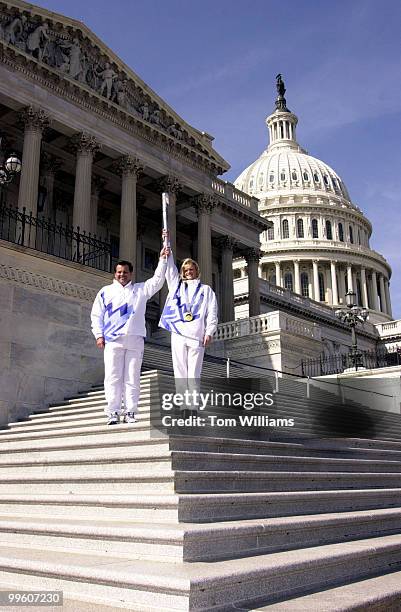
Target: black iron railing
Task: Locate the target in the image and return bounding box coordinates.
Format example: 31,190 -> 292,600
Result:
0,203 -> 112,272
301,347 -> 401,377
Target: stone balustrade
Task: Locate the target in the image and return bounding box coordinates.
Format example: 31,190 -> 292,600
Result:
215,310 -> 321,341
262,239 -> 388,265
376,319 -> 401,338
211,178 -> 259,212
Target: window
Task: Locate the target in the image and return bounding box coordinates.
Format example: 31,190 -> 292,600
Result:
349,225 -> 354,243
297,218 -> 304,238
269,274 -> 276,285
303,171 -> 309,181
312,218 -> 319,238
291,170 -> 298,181
318,273 -> 325,302
280,171 -> 286,181
358,229 -> 361,245
301,272 -> 309,297
313,172 -> 320,182
356,278 -> 362,306
282,219 -> 289,239
143,247 -> 159,271
284,272 -> 293,291
267,225 -> 274,240
338,222 -> 344,242
259,173 -> 264,186
269,173 -> 274,183
326,220 -> 332,240
323,175 -> 329,185
233,269 -> 241,279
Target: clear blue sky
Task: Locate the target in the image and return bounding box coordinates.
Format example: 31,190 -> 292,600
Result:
37,0 -> 401,317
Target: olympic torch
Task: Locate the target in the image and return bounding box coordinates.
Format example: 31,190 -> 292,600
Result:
162,191 -> 170,247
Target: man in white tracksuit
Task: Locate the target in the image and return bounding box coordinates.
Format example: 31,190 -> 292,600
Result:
91,247 -> 169,425
159,254 -> 218,409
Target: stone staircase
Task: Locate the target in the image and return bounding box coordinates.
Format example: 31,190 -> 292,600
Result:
1,371 -> 401,610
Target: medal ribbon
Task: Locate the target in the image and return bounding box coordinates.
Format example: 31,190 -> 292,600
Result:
183,281 -> 203,318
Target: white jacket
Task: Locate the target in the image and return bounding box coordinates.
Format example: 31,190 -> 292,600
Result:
159,254 -> 218,340
91,258 -> 167,342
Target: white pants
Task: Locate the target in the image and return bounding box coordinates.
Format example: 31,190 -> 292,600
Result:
171,334 -> 205,402
103,335 -> 144,416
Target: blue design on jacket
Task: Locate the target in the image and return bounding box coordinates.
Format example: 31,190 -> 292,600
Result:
101,291 -> 135,342
160,280 -> 204,335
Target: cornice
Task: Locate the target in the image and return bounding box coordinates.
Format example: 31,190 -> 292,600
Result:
216,196 -> 269,231
0,2 -> 229,175
0,263 -> 97,301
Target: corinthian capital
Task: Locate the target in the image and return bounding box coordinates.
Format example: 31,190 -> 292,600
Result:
193,193 -> 218,216
157,175 -> 182,194
244,247 -> 262,264
114,155 -> 143,178
215,236 -> 237,251
18,106 -> 50,132
70,132 -> 101,155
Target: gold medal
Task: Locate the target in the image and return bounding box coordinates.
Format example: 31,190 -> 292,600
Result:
184,312 -> 193,322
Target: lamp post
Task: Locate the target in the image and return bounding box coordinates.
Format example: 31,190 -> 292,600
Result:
335,290 -> 369,370
0,136 -> 22,186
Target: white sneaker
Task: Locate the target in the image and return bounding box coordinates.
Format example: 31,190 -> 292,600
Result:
123,412 -> 137,424
107,412 -> 120,425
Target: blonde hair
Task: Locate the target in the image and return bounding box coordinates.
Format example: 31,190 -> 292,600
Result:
180,258 -> 200,280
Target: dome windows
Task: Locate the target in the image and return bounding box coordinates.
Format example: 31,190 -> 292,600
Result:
267,225 -> 274,240
284,272 -> 293,291
258,173 -> 264,186
291,170 -> 298,181
280,171 -> 286,181
313,172 -> 320,182
349,225 -> 354,244
338,222 -> 344,242
297,218 -> 304,238
301,272 -> 309,297
323,175 -> 329,186
326,220 -> 333,240
312,218 -> 319,238
303,171 -> 309,181
282,219 -> 289,239
269,173 -> 274,183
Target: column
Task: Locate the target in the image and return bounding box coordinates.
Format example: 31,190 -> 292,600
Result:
71,133 -> 100,234
379,274 -> 387,313
40,153 -> 61,221
360,267 -> 369,309
18,107 -> 49,218
245,248 -> 261,317
219,237 -> 236,322
116,155 -> 142,265
347,264 -> 353,292
325,266 -> 332,304
194,194 -> 217,286
293,259 -> 301,294
338,266 -> 346,304
370,271 -> 379,311
90,176 -> 106,237
384,279 -> 392,317
275,261 -> 281,287
313,259 -> 319,301
330,260 -> 338,305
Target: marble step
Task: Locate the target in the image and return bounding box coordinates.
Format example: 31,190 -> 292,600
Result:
177,488 -> 401,522
1,535 -> 401,610
0,494 -> 179,522
174,469 -> 401,494
1,508 -> 401,563
254,569 -> 401,610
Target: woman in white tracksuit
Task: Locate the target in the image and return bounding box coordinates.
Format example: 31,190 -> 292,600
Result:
159,254 -> 218,387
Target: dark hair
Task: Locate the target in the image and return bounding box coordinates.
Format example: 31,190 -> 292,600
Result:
114,260 -> 133,273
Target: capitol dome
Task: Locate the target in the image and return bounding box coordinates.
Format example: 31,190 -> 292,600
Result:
233,75 -> 392,321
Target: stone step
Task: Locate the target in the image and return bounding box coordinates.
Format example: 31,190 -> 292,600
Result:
0,457 -> 172,479
174,470 -> 401,494
0,474 -> 174,494
0,421 -> 158,442
0,494 -> 179,522
169,450 -> 401,473
1,534 -> 401,610
177,488 -> 401,522
255,569 -> 401,610
0,429 -> 168,452
2,507 -> 401,563
169,435 -> 401,461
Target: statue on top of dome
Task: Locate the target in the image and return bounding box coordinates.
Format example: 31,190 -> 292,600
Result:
275,73 -> 290,112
